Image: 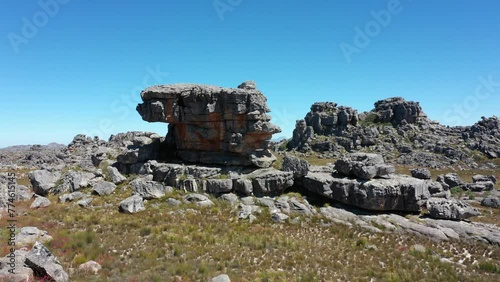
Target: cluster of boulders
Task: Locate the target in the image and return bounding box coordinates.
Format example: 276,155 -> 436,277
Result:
285,97 -> 500,169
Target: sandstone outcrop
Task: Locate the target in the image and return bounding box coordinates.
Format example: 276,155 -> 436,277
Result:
136,81 -> 281,168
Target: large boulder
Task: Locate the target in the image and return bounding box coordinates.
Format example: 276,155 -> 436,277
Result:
373,97 -> 426,126
28,170 -> 58,196
107,166 -> 126,184
25,242 -> 69,282
136,82 -> 281,168
410,168 -> 432,180
92,181 -> 116,196
335,153 -> 395,180
119,195 -> 145,213
303,172 -> 430,212
53,170 -> 94,194
0,249 -> 34,282
481,197 -> 500,208
281,154 -> 309,178
247,168 -> 294,196
426,198 -> 480,220
130,177 -> 172,199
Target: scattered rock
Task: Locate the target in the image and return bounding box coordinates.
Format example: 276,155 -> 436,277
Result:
481,197 -> 500,208
92,181 -> 116,196
130,177 -> 172,199
183,193 -> 214,207
335,153 -> 395,180
472,174 -> 497,184
16,227 -> 53,246
25,242 -> 69,282
29,170 -> 57,196
78,260 -> 101,275
219,193 -> 239,205
30,196 -> 51,209
166,198 -> 182,206
410,168 -> 432,180
107,166 -> 126,184
271,212 -> 289,223
58,191 -> 85,203
426,198 -> 480,220
281,154 -> 309,178
119,195 -> 145,213
211,274 -> 231,282
76,198 -> 93,208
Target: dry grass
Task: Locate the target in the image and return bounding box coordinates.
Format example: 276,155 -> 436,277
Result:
1,184 -> 499,282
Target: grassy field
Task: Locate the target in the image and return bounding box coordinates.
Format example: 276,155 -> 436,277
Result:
1,182 -> 499,281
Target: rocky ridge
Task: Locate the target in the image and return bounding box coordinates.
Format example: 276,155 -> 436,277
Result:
286,97 -> 500,169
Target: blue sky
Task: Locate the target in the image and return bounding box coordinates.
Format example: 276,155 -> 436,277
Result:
1,0 -> 499,147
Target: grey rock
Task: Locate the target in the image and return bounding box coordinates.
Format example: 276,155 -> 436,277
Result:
107,166 -> 126,184
248,168 -> 294,196
30,196 -> 51,209
58,191 -> 85,203
130,177 -> 172,199
76,198 -> 93,208
166,198 -> 182,206
281,154 -> 309,178
303,172 -> 430,212
442,173 -> 466,189
467,181 -> 494,192
211,274 -> 231,282
426,218 -> 500,246
238,204 -> 261,220
219,193 -> 239,205
289,197 -> 315,216
233,178 -> 253,196
410,168 -> 432,180
92,181 -> 116,196
275,196 -> 291,214
256,197 -> 276,209
29,170 -> 57,196
183,193 -> 214,207
412,244 -> 426,253
271,212 -> 289,223
0,249 -> 34,282
25,242 -> 69,282
335,153 -> 395,180
119,195 -> 145,213
472,174 -> 496,184
16,227 -> 53,246
240,196 -> 255,205
178,178 -> 199,193
78,260 -> 102,275
54,170 -> 94,194
206,179 -> 233,194
427,198 -> 480,220
481,197 -> 500,208
384,214 -> 449,241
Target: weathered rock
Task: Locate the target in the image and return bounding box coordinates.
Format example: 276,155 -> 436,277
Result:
335,153 -> 395,180
247,168 -> 294,196
25,242 -> 69,282
303,173 -> 430,212
28,170 -> 57,196
238,204 -> 261,220
16,227 -> 53,246
219,193 -> 239,205
30,196 -> 51,209
76,198 -> 93,208
472,174 -> 497,184
441,173 -> 466,189
288,197 -> 315,216
481,197 -> 500,208
281,154 -> 309,178
0,249 -> 34,282
53,170 -> 94,194
233,178 -> 253,196
92,181 -> 116,196
136,82 -> 281,167
58,191 -> 85,203
271,212 -> 289,223
467,181 -> 494,192
288,119 -> 314,152
107,166 -> 126,184
166,198 -> 182,206
130,177 -> 172,199
119,195 -> 145,213
383,214 -> 449,241
426,198 -> 480,220
410,168 -> 432,180
206,179 -> 233,194
78,260 -> 101,275
183,193 -> 214,207
211,274 -> 231,282
426,218 -> 500,246
373,97 -> 426,126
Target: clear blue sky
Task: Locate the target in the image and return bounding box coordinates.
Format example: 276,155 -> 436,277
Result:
1,0 -> 499,147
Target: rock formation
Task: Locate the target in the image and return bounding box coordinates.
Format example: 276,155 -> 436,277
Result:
285,97 -> 500,169
136,81 -> 281,168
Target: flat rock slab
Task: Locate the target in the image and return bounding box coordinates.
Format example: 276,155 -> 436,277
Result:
303,172 -> 430,212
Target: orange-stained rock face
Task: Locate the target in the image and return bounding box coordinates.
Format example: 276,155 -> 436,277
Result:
136,81 -> 281,167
